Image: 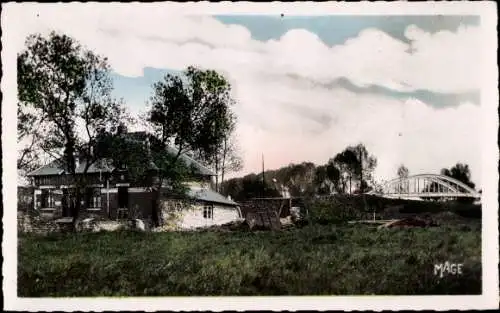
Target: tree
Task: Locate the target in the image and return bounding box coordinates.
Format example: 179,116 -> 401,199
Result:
195,114 -> 243,193
314,162 -> 341,195
219,134 -> 243,192
332,149 -> 358,194
325,161 -> 342,193
441,163 -> 476,189
349,143 -> 377,194
17,31 -> 126,225
314,165 -> 329,195
282,162 -> 316,197
397,164 -> 410,193
332,144 -> 377,194
17,105 -> 43,176
144,66 -> 237,225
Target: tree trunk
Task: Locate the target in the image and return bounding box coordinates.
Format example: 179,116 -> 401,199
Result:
214,153 -> 219,193
71,187 -> 82,232
151,187 -> 160,227
151,177 -> 163,227
221,138 -> 227,193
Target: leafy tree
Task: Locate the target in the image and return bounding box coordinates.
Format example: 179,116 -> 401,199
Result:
397,164 -> 410,193
314,165 -> 329,195
332,149 -> 358,194
142,66 -> 237,225
441,163 -> 476,189
397,164 -> 409,179
281,162 -> 316,197
331,143 -> 377,194
222,174 -> 279,201
17,31 -> 126,224
314,162 -> 341,195
325,161 -> 341,192
349,143 -> 377,193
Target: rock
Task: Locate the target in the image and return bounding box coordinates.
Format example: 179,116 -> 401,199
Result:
95,221 -> 126,232
75,218 -> 98,232
134,219 -> 146,231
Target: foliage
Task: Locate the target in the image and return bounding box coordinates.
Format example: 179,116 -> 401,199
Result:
18,222 -> 481,296
195,121 -> 243,192
441,163 -> 476,189
396,164 -> 410,193
314,162 -> 342,195
17,31 -> 126,220
17,105 -> 43,175
221,143 -> 378,201
304,194 -> 482,222
332,148 -> 359,193
397,164 -> 409,179
148,66 -> 235,159
222,162 -> 319,201
100,66 -> 238,225
341,143 -> 377,193
306,198 -> 363,224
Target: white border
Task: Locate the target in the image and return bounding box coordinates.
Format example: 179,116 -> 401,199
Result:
2,1 -> 498,311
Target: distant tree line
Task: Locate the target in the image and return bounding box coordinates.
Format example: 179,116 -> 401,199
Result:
221,143 -> 378,201
222,148 -> 478,202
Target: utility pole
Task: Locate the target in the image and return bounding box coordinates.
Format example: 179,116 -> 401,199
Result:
262,153 -> 265,197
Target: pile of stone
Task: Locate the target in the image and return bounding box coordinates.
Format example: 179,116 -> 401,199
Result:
76,217 -> 148,232
18,213 -> 60,235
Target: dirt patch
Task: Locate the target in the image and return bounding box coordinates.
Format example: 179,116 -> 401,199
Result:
378,216 -> 438,229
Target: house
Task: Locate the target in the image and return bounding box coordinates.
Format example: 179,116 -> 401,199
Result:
26,131 -> 241,229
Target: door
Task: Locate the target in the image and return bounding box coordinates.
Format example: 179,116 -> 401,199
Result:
62,189 -> 72,217
118,186 -> 129,208
117,186 -> 129,219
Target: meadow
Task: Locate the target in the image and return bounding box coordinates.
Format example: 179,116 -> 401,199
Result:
18,221 -> 481,296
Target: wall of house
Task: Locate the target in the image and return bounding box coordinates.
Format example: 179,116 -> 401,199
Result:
32,185 -> 154,220
179,204 -> 241,229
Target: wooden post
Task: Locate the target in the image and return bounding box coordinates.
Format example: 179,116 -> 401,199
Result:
106,178 -> 110,218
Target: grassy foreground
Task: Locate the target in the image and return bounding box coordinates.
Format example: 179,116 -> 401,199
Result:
18,223 -> 481,296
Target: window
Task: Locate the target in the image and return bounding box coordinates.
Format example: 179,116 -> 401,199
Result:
85,188 -> 102,208
41,189 -> 55,208
203,205 -> 213,219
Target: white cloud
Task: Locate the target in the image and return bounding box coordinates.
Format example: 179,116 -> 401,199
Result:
5,4 -> 484,187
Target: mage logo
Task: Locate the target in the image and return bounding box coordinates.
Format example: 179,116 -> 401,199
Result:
434,261 -> 463,278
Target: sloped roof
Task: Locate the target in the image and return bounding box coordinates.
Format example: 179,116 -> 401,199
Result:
27,159 -> 115,176
165,146 -> 215,176
188,187 -> 239,206
27,132 -> 215,177
126,131 -> 215,176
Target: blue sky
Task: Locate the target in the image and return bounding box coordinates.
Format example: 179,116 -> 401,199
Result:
215,15 -> 479,44
111,15 -> 480,113
11,6 -> 485,186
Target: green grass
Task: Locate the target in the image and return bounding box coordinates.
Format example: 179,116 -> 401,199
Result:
18,223 -> 481,296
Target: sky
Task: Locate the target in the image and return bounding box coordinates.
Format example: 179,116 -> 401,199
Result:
6,4 -> 487,188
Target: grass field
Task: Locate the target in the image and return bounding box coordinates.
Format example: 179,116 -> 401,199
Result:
18,222 -> 481,296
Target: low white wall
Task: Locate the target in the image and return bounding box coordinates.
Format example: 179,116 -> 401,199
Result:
177,205 -> 239,229
178,205 -> 240,230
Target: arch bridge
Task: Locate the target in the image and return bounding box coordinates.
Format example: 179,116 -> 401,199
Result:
367,174 -> 481,201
